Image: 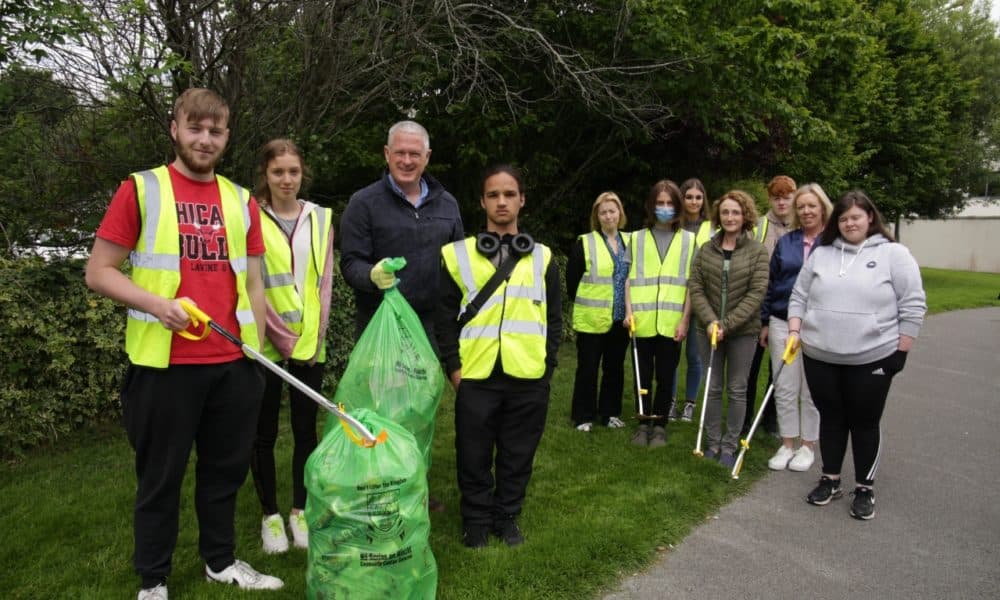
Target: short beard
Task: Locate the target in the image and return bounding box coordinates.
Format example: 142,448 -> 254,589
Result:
175,143 -> 219,175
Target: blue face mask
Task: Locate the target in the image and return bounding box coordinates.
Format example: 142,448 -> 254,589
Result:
655,206 -> 676,223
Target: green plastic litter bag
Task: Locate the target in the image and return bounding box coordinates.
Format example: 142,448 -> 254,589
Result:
326,257 -> 444,468
305,408 -> 437,599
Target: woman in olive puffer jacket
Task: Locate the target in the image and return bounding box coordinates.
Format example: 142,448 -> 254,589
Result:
688,190 -> 770,467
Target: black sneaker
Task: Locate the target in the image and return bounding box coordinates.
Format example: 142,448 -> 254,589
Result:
850,487 -> 875,520
493,519 -> 525,547
648,425 -> 668,448
462,525 -> 489,549
806,476 -> 843,506
631,424 -> 650,447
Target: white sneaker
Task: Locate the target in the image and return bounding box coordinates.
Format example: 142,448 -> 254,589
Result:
668,398 -> 681,421
576,422 -> 592,432
788,445 -> 815,472
205,559 -> 284,590
288,511 -> 308,549
261,514 -> 289,554
768,445 -> 796,470
138,584 -> 167,600
607,416 -> 626,429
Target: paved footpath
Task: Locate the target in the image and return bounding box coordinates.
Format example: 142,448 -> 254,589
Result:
604,307 -> 1000,600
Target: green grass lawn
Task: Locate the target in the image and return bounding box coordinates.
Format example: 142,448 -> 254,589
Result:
0,347 -> 773,599
921,267 -> 1000,313
1,267 -> 996,599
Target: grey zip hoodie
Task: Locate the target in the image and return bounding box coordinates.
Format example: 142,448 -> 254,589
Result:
787,234 -> 926,365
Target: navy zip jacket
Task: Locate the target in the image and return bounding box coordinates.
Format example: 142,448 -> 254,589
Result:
761,229 -> 815,324
340,170 -> 464,322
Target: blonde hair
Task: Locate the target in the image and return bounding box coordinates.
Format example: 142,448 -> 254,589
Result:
590,192 -> 627,231
788,183 -> 834,230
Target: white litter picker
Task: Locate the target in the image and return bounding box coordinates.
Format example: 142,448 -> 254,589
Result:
178,300 -> 378,444
731,336 -> 799,479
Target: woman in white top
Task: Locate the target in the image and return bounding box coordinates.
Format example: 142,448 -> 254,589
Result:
760,184 -> 832,471
251,139 -> 334,553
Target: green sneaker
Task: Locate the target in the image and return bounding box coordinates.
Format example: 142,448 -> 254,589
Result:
261,514 -> 288,554
288,511 -> 308,549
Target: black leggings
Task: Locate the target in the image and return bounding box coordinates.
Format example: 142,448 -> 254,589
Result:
803,354 -> 897,486
634,335 -> 681,426
250,361 -> 321,515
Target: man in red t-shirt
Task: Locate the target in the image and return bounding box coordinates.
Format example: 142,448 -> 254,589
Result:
86,88 -> 282,599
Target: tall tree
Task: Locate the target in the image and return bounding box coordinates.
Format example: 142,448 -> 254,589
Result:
0,0 -> 90,65
5,0 -> 1000,251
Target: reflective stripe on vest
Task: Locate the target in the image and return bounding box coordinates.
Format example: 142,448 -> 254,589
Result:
260,206 -> 332,361
442,237 -> 550,380
753,217 -> 767,243
125,166 -> 258,367
628,228 -> 695,338
572,231 -> 621,333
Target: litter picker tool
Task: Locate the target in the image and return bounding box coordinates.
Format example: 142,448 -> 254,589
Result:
693,323 -> 719,457
731,335 -> 799,479
628,318 -> 659,420
178,300 -> 379,445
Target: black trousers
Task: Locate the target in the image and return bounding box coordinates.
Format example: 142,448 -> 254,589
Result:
454,374 -> 549,527
743,342 -> 775,433
121,360 -> 264,585
634,335 -> 681,426
570,323 -> 629,425
250,361 -> 321,515
803,355 -> 896,486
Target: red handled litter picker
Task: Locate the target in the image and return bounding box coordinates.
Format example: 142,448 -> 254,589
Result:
178,300 -> 379,445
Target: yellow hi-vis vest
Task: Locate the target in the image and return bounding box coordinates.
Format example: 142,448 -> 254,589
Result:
695,221 -> 714,248
260,205 -> 332,362
572,231 -> 629,334
752,216 -> 767,243
126,166 -> 258,368
442,237 -> 551,380
628,228 -> 695,338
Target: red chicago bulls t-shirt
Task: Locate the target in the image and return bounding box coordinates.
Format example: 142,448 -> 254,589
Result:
96,164 -> 265,364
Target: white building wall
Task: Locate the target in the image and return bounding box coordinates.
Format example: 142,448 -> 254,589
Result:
898,218 -> 1000,273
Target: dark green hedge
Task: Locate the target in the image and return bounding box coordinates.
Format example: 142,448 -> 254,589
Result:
0,257 -> 356,458
0,250 -> 569,458
0,258 -> 126,456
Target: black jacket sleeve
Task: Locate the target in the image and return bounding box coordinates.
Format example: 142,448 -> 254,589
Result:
545,256 -> 563,378
435,259 -> 464,376
565,238 -> 585,303
338,192 -> 378,294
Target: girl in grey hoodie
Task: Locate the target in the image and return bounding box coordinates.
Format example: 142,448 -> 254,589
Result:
787,190 -> 926,521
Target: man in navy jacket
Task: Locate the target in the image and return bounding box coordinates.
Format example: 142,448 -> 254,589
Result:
340,120 -> 465,342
